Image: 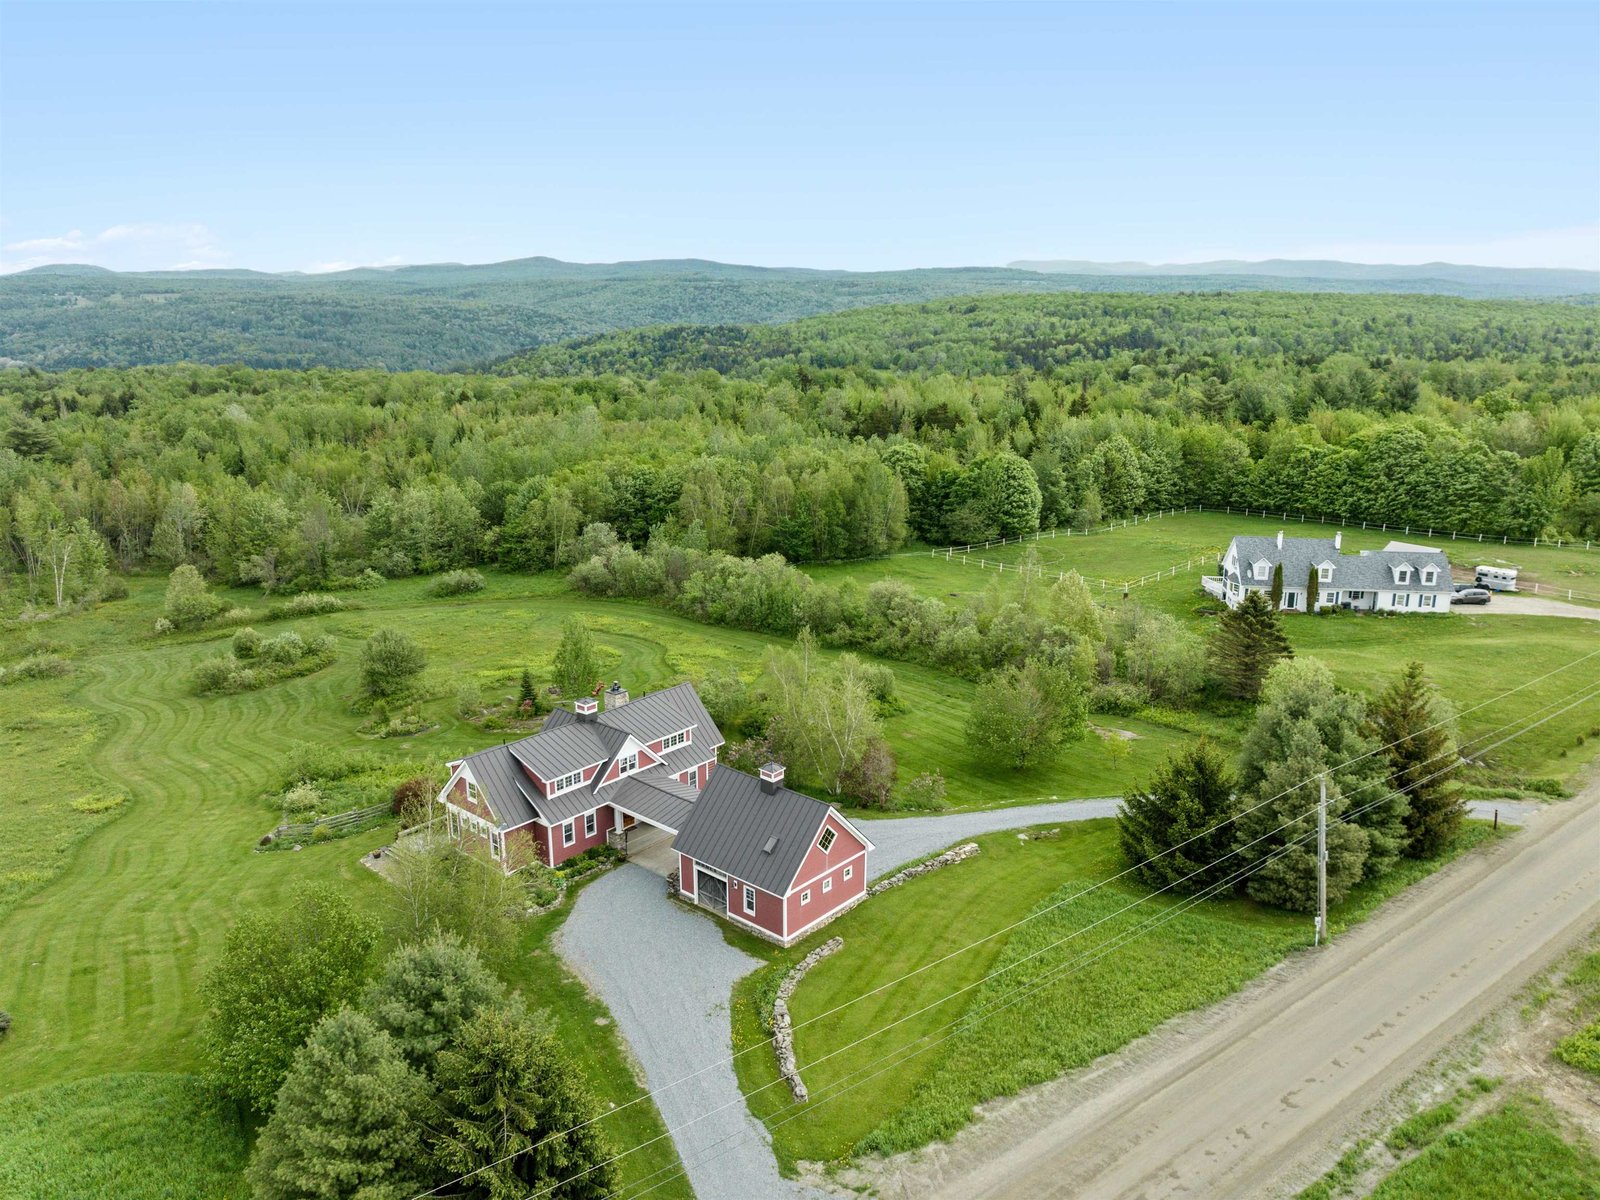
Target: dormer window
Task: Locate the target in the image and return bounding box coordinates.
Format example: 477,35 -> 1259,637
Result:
1253,561 -> 1270,582
1396,567 -> 1412,585
1317,563 -> 1333,582
1421,568 -> 1437,585
617,752 -> 638,776
660,729 -> 689,752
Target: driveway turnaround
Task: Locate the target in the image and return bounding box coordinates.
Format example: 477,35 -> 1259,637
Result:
1469,593 -> 1600,620
556,794 -> 1536,1200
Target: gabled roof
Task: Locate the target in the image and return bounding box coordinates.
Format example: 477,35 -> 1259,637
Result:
595,681 -> 719,747
458,746 -> 542,828
673,768 -> 867,897
509,719 -> 621,780
1224,534 -> 1453,594
607,775 -> 697,831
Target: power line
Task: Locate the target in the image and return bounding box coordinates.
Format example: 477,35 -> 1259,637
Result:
401,646 -> 1600,1200
530,679 -> 1600,1200
608,685 -> 1600,1200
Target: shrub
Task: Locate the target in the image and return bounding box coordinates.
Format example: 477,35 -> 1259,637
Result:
215,606 -> 255,627
839,737 -> 898,809
311,824 -> 332,843
260,631 -> 306,665
1555,1020 -> 1600,1076
281,782 -> 323,815
902,771 -> 948,811
0,653 -> 72,686
100,577 -> 129,601
232,627 -> 264,659
360,628 -> 426,700
455,679 -> 483,717
270,593 -> 348,619
153,616 -> 175,635
1091,680 -> 1146,715
164,564 -> 223,629
391,776 -> 432,817
0,1010 -> 11,1037
191,658 -> 240,694
428,569 -> 486,597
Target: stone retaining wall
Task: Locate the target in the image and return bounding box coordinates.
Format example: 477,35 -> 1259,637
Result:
867,841 -> 980,897
772,936 -> 844,1101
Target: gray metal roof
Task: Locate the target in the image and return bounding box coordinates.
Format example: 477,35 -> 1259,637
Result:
607,775 -> 697,831
459,745 -> 542,828
1225,535 -> 1454,595
672,768 -> 838,896
508,720 -> 621,781
597,682 -> 721,747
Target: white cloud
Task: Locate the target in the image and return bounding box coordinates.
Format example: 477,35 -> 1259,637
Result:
0,222 -> 229,273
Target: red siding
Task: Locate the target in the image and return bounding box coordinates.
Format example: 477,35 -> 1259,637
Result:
678,852 -> 697,895
790,813 -> 868,891
545,804 -> 613,867
729,878 -> 786,937
784,850 -> 866,937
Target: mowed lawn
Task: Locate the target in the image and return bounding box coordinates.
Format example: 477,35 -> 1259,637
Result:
731,819 -> 1507,1169
0,569 -> 1184,1198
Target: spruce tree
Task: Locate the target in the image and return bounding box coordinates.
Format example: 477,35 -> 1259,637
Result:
1208,590 -> 1293,701
428,1007 -> 616,1200
1118,740 -> 1241,893
1231,658 -> 1408,911
361,934 -> 505,1072
519,667 -> 537,709
247,1008 -> 426,1200
1369,661 -> 1464,858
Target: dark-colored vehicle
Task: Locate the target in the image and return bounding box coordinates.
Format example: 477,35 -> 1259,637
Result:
1451,586 -> 1492,605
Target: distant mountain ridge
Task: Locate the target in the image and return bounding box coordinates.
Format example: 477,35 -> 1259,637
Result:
1009,257 -> 1599,292
4,254 -> 1595,372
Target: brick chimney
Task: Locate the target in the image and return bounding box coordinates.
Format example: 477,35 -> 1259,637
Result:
604,680 -> 629,709
759,762 -> 785,795
574,697 -> 598,721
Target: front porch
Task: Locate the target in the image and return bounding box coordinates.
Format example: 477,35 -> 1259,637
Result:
609,822 -> 678,876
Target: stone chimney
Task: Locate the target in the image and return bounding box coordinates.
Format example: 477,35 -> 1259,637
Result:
1334,530 -> 1342,551
1276,529 -> 1284,550
605,680 -> 629,709
574,696 -> 598,721
759,762 -> 785,795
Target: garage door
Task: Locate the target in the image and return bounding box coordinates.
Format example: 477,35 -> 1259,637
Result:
696,870 -> 727,912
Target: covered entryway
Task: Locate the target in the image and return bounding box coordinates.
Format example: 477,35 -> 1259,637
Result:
618,824 -> 677,876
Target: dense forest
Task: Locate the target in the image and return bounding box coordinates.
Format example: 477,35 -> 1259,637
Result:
3,257 -> 1595,373
1,292 -> 1596,609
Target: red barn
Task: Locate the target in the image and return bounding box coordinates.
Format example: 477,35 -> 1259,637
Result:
673,762 -> 874,946
433,681 -> 873,942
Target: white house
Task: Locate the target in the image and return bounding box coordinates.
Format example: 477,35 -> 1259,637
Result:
1203,531 -> 1454,615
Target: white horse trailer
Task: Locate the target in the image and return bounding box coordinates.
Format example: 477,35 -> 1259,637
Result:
1474,565 -> 1519,592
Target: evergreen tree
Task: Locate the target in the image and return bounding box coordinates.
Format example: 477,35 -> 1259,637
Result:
552,617 -> 601,698
1369,661 -> 1464,858
1306,564 -> 1320,612
518,668 -> 537,709
361,934 -> 506,1072
1118,740 -> 1241,894
247,1008 -> 426,1200
428,1007 -> 616,1200
1268,562 -> 1284,609
1208,590 -> 1292,701
1232,658 -> 1408,911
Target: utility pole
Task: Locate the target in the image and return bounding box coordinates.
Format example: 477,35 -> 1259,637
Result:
1315,774 -> 1328,946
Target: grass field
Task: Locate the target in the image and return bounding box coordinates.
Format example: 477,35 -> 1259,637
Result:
730,818 -> 1506,1169
0,569 -> 1184,1197
1364,1095 -> 1600,1199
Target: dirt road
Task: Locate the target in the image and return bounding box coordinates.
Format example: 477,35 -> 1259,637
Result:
871,780 -> 1600,1200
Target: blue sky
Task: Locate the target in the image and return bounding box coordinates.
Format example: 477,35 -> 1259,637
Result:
2,1 -> 1596,273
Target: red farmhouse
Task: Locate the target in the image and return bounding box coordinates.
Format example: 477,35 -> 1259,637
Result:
435,681 -> 873,944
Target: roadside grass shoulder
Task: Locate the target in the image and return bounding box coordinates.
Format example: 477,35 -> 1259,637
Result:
1367,1095 -> 1600,1200
731,817 -> 1506,1170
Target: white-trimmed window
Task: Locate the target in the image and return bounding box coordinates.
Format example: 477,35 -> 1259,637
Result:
743,886 -> 756,915
1421,594 -> 1436,609
584,811 -> 596,837
817,827 -> 836,853
1396,567 -> 1412,585
1322,590 -> 1336,604
1253,561 -> 1270,581
822,877 -> 833,894
1318,564 -> 1333,582
800,889 -> 811,906
660,729 -> 688,752
1422,567 -> 1437,584
1349,590 -> 1365,600
617,752 -> 638,776
1397,592 -> 1411,607
466,780 -> 484,806
562,821 -> 575,846
1283,592 -> 1299,609
489,830 -> 503,861
551,769 -> 585,794
843,864 -> 853,882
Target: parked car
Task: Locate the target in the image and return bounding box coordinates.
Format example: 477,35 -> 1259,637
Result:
1451,586 -> 1492,605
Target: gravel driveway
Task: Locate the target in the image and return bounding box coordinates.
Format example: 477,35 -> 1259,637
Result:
1466,593 -> 1600,620
556,795 -> 1534,1199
